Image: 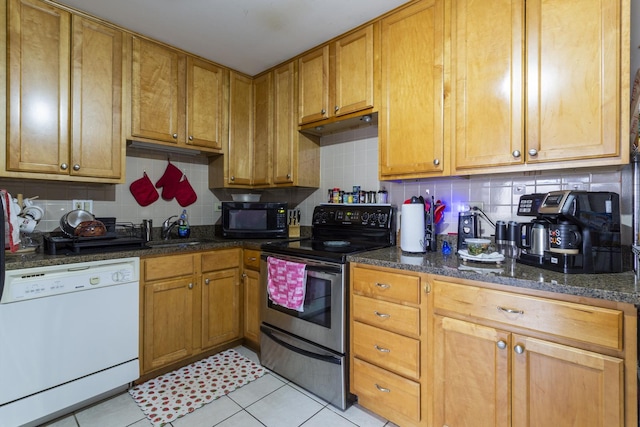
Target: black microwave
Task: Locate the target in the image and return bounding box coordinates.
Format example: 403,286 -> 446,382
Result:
221,202 -> 288,239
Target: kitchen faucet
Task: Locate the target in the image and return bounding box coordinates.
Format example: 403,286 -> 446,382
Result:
161,215 -> 179,240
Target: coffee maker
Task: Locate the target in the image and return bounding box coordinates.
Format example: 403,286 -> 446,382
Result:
531,191 -> 622,274
457,211 -> 479,252
515,193 -> 549,265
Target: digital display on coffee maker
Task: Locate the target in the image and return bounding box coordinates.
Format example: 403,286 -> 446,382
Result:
544,194 -> 564,206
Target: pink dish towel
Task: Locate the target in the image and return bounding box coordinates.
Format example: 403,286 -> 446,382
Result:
267,257 -> 307,312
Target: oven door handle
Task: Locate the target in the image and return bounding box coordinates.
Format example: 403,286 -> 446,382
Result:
260,325 -> 341,365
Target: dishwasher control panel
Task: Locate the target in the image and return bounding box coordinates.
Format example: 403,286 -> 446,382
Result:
1,257 -> 139,303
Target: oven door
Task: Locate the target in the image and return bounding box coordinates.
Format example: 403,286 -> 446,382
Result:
260,253 -> 345,354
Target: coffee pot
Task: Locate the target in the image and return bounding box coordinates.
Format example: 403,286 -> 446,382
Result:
519,220 -> 549,256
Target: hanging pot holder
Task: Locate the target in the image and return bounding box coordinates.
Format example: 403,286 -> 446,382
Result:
175,176 -> 197,207
130,172 -> 159,206
155,160 -> 183,200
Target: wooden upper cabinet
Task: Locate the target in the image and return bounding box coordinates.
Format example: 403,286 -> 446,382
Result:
252,72 -> 273,186
525,0 -> 625,164
298,45 -> 330,125
71,16 -> 123,179
273,62 -> 297,185
227,72 -> 254,186
7,0 -> 124,181
186,57 -> 228,150
379,0 -> 446,180
8,0 -> 70,175
298,24 -> 375,126
452,0 -> 524,171
131,37 -> 184,144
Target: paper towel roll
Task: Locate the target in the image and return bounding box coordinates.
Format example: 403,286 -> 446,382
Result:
401,203 -> 426,253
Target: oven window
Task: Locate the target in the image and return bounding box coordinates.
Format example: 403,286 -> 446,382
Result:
228,210 -> 267,230
268,274 -> 331,328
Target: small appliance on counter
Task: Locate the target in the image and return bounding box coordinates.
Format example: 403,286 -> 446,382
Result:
457,211 -> 479,252
516,191 -> 622,274
221,202 -> 288,239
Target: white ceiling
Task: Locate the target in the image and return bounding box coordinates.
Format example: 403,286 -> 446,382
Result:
55,0 -> 409,76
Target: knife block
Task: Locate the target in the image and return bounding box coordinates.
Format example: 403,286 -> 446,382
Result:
288,225 -> 300,238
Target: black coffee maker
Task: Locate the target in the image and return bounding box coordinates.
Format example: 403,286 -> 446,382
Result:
535,190 -> 622,274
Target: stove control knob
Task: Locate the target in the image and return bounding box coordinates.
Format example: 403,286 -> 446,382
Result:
362,212 -> 370,222
379,213 -> 388,224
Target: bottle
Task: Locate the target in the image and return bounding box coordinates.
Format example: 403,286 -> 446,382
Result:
178,209 -> 190,238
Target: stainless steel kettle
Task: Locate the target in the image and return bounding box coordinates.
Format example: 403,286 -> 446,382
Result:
519,220 -> 549,256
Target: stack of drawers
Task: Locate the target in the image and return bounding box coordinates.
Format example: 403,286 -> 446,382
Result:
350,265 -> 424,426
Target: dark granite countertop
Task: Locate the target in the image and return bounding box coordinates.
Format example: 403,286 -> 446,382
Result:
348,246 -> 640,306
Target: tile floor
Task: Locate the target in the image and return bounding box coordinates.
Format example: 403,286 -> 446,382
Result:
41,346 -> 399,427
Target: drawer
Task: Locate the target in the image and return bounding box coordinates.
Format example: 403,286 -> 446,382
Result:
243,249 -> 260,270
352,266 -> 421,304
432,280 -> 623,350
202,248 -> 241,272
352,321 -> 420,379
144,254 -> 195,281
352,358 -> 420,424
353,294 -> 420,336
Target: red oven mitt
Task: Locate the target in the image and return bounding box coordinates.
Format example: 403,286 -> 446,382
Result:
175,175 -> 197,207
155,160 -> 183,200
129,172 -> 159,206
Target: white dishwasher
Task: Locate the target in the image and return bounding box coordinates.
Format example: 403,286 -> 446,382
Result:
0,257 -> 140,427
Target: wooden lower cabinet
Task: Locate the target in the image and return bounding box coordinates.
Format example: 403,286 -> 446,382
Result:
349,264 -> 638,427
141,248 -> 242,376
242,249 -> 261,349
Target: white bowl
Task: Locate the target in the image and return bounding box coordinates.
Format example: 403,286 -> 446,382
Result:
231,193 -> 261,202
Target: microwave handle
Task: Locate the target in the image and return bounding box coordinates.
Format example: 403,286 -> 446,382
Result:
260,325 -> 341,365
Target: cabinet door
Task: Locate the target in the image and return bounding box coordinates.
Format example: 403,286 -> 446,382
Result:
202,267 -> 241,349
143,278 -> 194,373
243,268 -> 261,347
298,46 -> 329,124
71,16 -> 123,179
432,316 -> 510,427
525,0 -> 623,163
252,72 -> 273,186
452,0 -> 524,171
512,334 -> 624,427
379,0 -> 445,179
334,25 -> 374,117
131,37 -> 184,144
228,72 -> 254,186
7,0 -> 70,174
272,62 -> 296,185
186,57 -> 227,150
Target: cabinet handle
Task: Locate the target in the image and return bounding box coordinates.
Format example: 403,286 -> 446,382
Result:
321,109 -> 326,115
512,150 -> 521,158
528,148 -> 538,156
514,344 -> 525,354
72,164 -> 80,171
205,278 -> 210,285
375,283 -> 390,290
172,133 -> 178,139
230,176 -> 235,181
496,340 -> 507,350
334,105 -> 339,112
286,173 -> 291,179
374,311 -> 390,319
188,282 -> 194,289
60,163 -> 68,170
497,306 -> 524,315
249,257 -> 257,261
424,283 -> 431,294
375,384 -> 391,393
188,135 -> 193,142
374,344 -> 390,353
433,158 -> 440,166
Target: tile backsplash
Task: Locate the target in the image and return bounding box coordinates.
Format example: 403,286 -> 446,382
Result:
0,129 -> 632,244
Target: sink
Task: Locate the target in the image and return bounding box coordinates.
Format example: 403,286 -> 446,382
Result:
146,240 -> 202,249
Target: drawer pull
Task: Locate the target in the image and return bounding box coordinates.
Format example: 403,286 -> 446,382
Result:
375,383 -> 391,393
375,283 -> 391,290
514,344 -> 525,354
374,311 -> 391,319
496,340 -> 507,350
497,306 -> 524,315
374,344 -> 390,353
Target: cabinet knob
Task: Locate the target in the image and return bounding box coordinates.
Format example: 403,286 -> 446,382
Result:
375,384 -> 391,393
60,163 -> 68,170
72,164 -> 80,171
230,176 -> 235,181
514,344 -> 525,354
512,150 -> 521,158
528,148 -> 538,156
172,133 -> 178,139
496,340 -> 507,350
334,105 -> 339,112
374,311 -> 390,319
286,174 -> 291,179
205,278 -> 210,285
188,282 -> 194,289
188,135 -> 193,142
321,109 -> 326,115
433,159 -> 440,166
374,344 -> 390,353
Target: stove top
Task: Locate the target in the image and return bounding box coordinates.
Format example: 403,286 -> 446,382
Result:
261,204 -> 396,263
